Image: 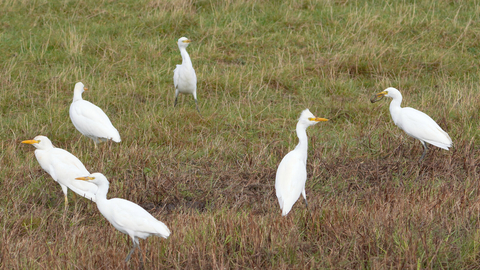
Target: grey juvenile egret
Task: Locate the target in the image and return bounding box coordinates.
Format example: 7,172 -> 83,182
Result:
371,87 -> 452,161
69,82 -> 121,144
275,109 -> 328,216
75,173 -> 170,262
21,135 -> 97,208
173,37 -> 200,114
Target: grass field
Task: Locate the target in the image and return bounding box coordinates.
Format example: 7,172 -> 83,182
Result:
2,0 -> 480,268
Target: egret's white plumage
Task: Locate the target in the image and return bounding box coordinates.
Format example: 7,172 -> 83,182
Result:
275,109 -> 328,216
173,37 -> 200,113
21,135 -> 97,206
76,173 -> 170,262
69,82 -> 121,144
371,87 -> 452,161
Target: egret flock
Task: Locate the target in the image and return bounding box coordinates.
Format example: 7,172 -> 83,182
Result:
20,37 -> 453,262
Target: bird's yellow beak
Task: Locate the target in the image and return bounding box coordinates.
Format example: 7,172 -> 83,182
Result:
183,39 -> 191,43
21,140 -> 39,145
84,87 -> 88,91
370,91 -> 387,103
309,117 -> 329,122
75,176 -> 95,181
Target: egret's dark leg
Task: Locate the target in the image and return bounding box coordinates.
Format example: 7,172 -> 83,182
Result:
138,245 -> 144,265
302,190 -> 311,215
419,142 -> 428,162
125,241 -> 138,262
302,190 -> 314,224
174,88 -> 179,107
195,98 -> 201,114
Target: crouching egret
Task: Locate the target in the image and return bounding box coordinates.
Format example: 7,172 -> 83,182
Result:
173,37 -> 200,114
275,109 -> 328,216
21,135 -> 97,208
371,87 -> 452,161
69,82 -> 121,144
75,173 -> 170,262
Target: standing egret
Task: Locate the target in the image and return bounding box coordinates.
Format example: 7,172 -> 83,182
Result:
69,82 -> 121,144
173,37 -> 200,114
371,87 -> 452,161
275,109 -> 328,216
21,135 -> 97,208
75,173 -> 170,262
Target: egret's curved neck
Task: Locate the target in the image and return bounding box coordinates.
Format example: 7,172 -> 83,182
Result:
389,95 -> 403,124
180,47 -> 193,67
294,122 -> 309,161
73,90 -> 83,102
39,141 -> 54,150
93,182 -> 110,203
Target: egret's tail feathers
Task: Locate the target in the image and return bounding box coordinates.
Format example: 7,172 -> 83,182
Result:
426,141 -> 451,150
424,134 -> 452,150
281,204 -> 293,216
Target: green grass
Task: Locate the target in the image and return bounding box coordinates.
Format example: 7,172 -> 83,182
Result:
2,0 -> 480,268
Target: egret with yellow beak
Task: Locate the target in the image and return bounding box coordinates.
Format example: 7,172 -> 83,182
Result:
371,87 -> 452,161
275,109 -> 328,216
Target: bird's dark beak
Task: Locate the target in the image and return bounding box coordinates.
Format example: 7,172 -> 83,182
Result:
370,91 -> 387,103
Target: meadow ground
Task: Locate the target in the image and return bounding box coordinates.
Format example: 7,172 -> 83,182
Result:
1,0 -> 480,269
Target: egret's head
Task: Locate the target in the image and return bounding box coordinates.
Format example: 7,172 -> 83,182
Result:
370,87 -> 400,103
21,135 -> 53,150
74,82 -> 87,94
299,109 -> 329,127
76,173 -> 110,186
177,37 -> 191,48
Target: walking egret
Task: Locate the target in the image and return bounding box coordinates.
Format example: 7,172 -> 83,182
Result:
21,135 -> 97,207
371,87 -> 452,161
75,173 -> 170,262
275,109 -> 328,216
173,37 -> 200,114
69,82 -> 121,144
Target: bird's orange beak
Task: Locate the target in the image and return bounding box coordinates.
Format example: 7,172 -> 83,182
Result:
75,176 -> 95,181
21,140 -> 39,145
309,117 -> 329,122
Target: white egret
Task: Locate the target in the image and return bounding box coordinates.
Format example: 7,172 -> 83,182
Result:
21,135 -> 97,208
275,109 -> 328,216
69,82 -> 121,144
173,37 -> 200,114
75,173 -> 170,262
371,87 -> 452,161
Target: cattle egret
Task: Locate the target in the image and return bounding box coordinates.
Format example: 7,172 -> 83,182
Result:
69,82 -> 121,144
275,109 -> 328,216
371,87 -> 452,161
76,173 -> 170,262
173,37 -> 200,114
21,135 -> 97,208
